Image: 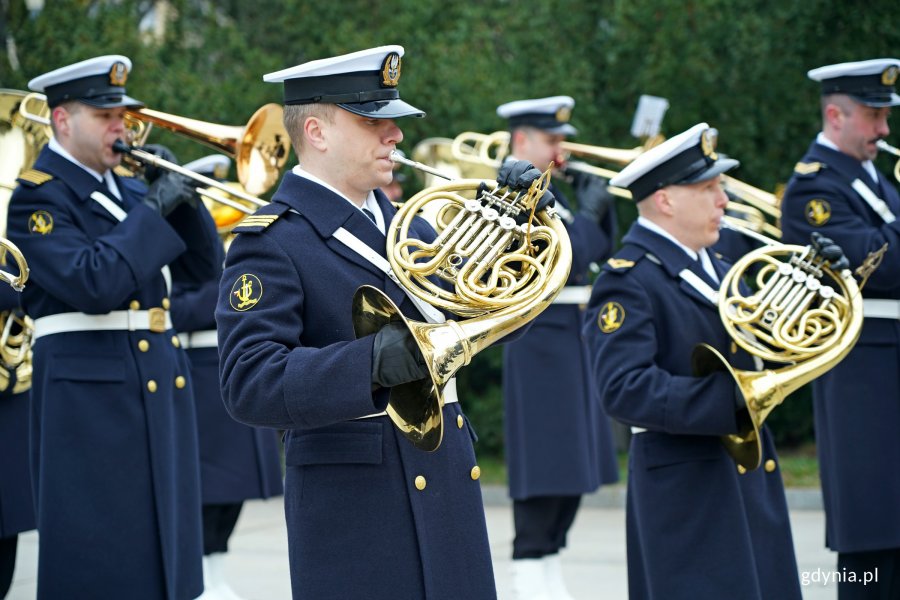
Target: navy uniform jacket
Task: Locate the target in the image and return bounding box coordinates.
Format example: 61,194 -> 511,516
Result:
583,223 -> 801,600
170,234 -> 283,505
781,139 -> 900,553
0,284 -> 35,540
216,172 -> 496,600
503,185 -> 618,498
7,146 -> 217,599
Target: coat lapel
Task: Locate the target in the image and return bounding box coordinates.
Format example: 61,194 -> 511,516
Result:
270,173 -> 392,282
625,223 -> 719,309
38,148 -> 122,225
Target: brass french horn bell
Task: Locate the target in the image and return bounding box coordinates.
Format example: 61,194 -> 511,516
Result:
353,153 -> 572,451
693,221 -> 869,470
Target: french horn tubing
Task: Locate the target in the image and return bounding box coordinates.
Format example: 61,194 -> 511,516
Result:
693,219 -> 875,470
876,139 -> 900,183
352,151 -> 572,451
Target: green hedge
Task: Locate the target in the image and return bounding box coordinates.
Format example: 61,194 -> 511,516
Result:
3,0 -> 892,457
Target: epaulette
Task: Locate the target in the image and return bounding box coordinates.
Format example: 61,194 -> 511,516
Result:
793,161 -> 825,179
17,169 -> 54,188
602,246 -> 645,274
231,203 -> 291,234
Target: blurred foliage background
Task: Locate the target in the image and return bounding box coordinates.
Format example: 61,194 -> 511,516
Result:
2,0 -> 896,464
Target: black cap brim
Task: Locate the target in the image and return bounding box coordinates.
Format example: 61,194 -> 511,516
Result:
79,94 -> 145,109
680,156 -> 740,184
543,123 -> 577,136
851,92 -> 900,108
338,98 -> 424,119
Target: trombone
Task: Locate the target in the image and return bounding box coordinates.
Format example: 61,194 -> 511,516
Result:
111,140 -> 266,216
18,92 -> 285,221
877,139 -> 900,183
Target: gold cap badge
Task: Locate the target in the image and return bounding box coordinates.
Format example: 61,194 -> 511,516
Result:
109,61 -> 128,86
555,105 -> 572,123
700,128 -> 719,161
882,65 -> 899,86
381,53 -> 402,87
230,273 -> 263,311
598,301 -> 625,333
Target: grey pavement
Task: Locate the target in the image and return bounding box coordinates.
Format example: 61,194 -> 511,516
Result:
7,485 -> 840,599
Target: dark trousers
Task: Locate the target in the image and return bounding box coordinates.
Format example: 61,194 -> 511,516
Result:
0,535 -> 16,599
202,502 -> 243,555
512,495 -> 581,559
838,548 -> 900,600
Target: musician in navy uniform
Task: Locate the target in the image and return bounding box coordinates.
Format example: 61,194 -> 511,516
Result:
495,96 -> 618,600
781,58 -> 900,600
173,154 -> 284,600
6,55 -> 217,599
0,283 -> 33,598
216,46 -> 515,600
583,124 -> 802,600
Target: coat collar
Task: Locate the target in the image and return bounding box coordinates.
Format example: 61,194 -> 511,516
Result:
271,172 -> 410,308
623,222 -> 721,308
35,145 -> 108,202
807,140 -> 880,191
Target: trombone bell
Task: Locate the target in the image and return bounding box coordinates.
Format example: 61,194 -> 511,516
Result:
126,104 -> 290,196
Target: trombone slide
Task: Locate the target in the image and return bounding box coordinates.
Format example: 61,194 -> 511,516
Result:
113,141 -> 263,215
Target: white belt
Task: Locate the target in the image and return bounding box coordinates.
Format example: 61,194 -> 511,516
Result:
178,330 -> 218,349
33,309 -> 172,341
358,377 -> 459,419
553,286 -> 592,305
631,426 -> 647,434
863,298 -> 900,320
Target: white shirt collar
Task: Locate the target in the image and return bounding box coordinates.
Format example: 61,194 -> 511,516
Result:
291,164 -> 383,233
637,216 -> 718,282
816,132 -> 878,182
48,137 -> 122,200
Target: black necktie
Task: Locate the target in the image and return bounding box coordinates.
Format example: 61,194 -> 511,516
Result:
362,208 -> 377,223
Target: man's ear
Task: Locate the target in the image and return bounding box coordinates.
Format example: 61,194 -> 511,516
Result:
304,116 -> 328,152
824,102 -> 844,131
52,106 -> 70,138
652,188 -> 675,217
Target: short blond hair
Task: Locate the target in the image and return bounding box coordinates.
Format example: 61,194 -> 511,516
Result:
283,103 -> 336,153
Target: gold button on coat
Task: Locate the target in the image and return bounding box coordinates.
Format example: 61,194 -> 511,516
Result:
138,339 -> 149,352
457,415 -> 464,429
470,466 -> 481,480
764,459 -> 777,473
171,335 -> 181,348
147,380 -> 157,393
414,476 -> 426,490
161,298 -> 170,310
129,300 -> 140,310
737,465 -> 747,475
175,376 -> 186,389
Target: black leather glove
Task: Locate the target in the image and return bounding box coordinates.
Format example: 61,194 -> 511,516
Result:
494,160 -> 555,224
141,144 -> 178,184
810,232 -> 850,271
371,321 -> 429,389
143,171 -> 198,217
572,171 -> 615,225
497,159 -> 543,190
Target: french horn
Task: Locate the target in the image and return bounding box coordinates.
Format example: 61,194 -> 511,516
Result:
876,139 -> 900,184
692,220 -> 879,470
352,153 -> 572,451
